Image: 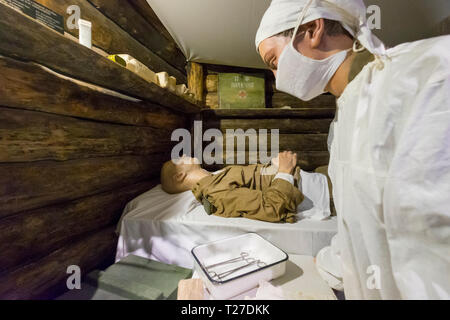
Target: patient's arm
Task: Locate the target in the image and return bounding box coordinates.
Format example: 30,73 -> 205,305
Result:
206,178 -> 304,223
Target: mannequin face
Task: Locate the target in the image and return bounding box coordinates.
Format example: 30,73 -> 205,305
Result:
258,35 -> 290,77
258,19 -> 346,77
172,155 -> 201,175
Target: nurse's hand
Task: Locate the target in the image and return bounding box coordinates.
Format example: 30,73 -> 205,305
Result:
278,151 -> 297,174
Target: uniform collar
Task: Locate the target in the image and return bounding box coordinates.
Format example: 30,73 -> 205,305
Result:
348,49 -> 375,83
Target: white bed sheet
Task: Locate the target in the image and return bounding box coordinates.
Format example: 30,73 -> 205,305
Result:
116,180 -> 337,269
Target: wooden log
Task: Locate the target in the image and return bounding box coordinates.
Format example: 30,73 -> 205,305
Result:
205,74 -> 218,93
187,62 -> 204,104
203,151 -> 330,172
272,92 -> 336,108
34,0 -> 186,83
204,63 -> 264,76
207,118 -> 333,134
0,226 -> 117,300
205,92 -> 219,109
0,107 -> 174,162
88,0 -> 186,74
202,108 -> 336,119
290,151 -> 330,170
0,4 -> 202,114
220,133 -> 329,152
0,56 -> 186,129
277,133 -> 329,152
0,154 -> 167,218
0,60 -> 185,127
205,92 -> 336,110
0,179 -> 158,273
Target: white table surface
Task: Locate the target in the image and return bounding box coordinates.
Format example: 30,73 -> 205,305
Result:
192,254 -> 337,300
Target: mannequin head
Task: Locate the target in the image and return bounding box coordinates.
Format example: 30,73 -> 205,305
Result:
160,156 -> 209,194
258,18 -> 353,76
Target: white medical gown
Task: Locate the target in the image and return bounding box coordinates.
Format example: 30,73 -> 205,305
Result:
328,36 -> 450,299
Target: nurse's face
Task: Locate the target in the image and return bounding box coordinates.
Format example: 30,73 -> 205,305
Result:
258,20 -> 332,78
258,35 -> 290,77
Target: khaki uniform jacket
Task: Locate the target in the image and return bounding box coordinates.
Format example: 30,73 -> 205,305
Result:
192,164 -> 304,223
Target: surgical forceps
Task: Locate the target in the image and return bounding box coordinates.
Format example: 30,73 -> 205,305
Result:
204,252 -> 266,281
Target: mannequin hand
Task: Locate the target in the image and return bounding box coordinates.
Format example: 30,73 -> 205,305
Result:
277,151 -> 297,174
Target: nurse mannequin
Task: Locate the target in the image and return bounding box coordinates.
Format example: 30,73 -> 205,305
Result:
256,0 -> 450,300
258,18 -> 357,97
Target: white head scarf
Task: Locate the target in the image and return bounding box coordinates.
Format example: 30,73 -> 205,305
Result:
255,0 -> 386,57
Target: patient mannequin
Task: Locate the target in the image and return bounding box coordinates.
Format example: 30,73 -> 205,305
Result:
160,152 -> 304,223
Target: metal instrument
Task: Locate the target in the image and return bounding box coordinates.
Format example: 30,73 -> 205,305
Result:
204,252 -> 266,281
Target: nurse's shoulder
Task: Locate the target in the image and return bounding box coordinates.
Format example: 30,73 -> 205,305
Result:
387,35 -> 450,80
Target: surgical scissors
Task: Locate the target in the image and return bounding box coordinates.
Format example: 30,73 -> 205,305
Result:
204,252 -> 266,281
204,252 -> 250,270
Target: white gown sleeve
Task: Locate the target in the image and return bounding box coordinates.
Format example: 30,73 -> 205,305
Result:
316,234 -> 344,291
383,76 -> 450,300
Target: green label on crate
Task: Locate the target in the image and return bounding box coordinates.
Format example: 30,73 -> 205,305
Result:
1,0 -> 64,34
218,73 -> 265,109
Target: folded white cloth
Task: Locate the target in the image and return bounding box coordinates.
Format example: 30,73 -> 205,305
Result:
245,280 -> 285,300
297,170 -> 331,220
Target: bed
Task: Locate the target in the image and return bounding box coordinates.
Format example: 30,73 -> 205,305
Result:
116,170 -> 337,269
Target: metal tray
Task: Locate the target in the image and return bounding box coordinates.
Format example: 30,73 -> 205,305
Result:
191,233 -> 288,299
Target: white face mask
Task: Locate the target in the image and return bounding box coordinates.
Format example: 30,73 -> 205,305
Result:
275,3 -> 351,101
276,43 -> 351,101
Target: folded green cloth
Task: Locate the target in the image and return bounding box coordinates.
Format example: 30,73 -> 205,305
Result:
86,270 -> 164,300
87,255 -> 193,300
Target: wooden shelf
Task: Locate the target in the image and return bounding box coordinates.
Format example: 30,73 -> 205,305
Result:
0,3 -> 205,114
202,108 -> 336,119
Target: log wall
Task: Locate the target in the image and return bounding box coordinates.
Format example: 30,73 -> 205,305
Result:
0,2 -> 194,300
201,108 -> 335,172
0,1 -> 338,299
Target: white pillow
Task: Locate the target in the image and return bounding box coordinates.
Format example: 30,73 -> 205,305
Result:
117,185 -> 198,233
297,170 -> 331,220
